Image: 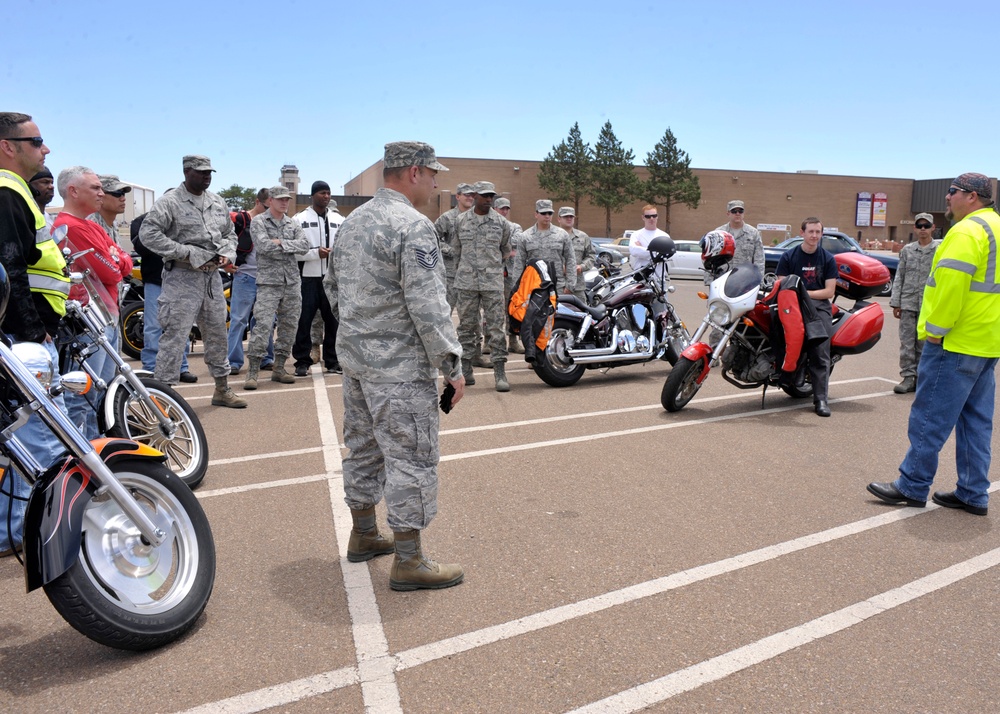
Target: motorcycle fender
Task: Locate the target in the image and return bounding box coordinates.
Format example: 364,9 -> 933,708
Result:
99,374 -> 131,432
554,302 -> 586,320
22,439 -> 166,593
679,342 -> 714,383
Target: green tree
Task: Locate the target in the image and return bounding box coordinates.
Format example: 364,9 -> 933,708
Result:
218,184 -> 258,211
589,121 -> 641,237
536,122 -> 593,216
641,128 -> 701,232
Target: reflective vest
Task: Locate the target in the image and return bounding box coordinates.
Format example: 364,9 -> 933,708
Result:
0,170 -> 69,316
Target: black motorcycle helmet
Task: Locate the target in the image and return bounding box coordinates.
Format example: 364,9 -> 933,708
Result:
0,260 -> 9,323
647,235 -> 676,260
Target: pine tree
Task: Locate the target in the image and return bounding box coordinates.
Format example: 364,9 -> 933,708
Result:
642,128 -> 701,232
537,122 -> 593,216
589,121 -> 640,236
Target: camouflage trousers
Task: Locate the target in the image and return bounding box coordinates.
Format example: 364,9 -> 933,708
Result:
898,308 -> 924,378
154,266 -> 229,382
341,376 -> 439,531
248,282 -> 302,361
445,273 -> 458,314
457,289 -> 507,364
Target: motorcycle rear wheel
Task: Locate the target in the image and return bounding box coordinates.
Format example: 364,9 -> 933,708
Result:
532,318 -> 586,387
661,356 -> 706,412
107,378 -> 209,489
119,301 -> 144,360
43,459 -> 215,651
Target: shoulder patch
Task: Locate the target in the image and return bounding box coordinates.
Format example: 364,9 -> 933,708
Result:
415,247 -> 439,270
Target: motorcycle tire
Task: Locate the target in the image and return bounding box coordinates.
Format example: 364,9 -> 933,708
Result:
532,318 -> 586,387
780,380 -> 814,399
660,356 -> 707,412
107,378 -> 209,490
119,301 -> 144,360
42,458 -> 216,651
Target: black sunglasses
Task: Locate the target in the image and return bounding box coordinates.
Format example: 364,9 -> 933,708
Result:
106,190 -> 127,198
4,136 -> 44,148
948,187 -> 972,195
643,214 -> 658,219
915,223 -> 933,229
538,211 -> 554,216
729,208 -> 745,214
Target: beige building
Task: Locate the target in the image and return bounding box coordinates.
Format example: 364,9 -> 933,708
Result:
345,157 -> 996,247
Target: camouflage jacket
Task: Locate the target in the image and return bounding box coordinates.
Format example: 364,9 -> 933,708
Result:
890,240 -> 938,311
568,228 -> 595,289
513,224 -> 576,291
503,221 -> 523,274
325,187 -> 461,383
433,206 -> 466,278
138,183 -> 236,268
250,212 -> 311,286
453,208 -> 513,292
716,222 -> 765,273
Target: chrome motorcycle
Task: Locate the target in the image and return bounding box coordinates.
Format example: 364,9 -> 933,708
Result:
0,264 -> 215,650
532,236 -> 691,387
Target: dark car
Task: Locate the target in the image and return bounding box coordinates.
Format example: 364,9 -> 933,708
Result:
591,238 -> 623,265
763,231 -> 898,296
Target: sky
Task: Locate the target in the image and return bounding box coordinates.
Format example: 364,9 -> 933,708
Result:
7,0 -> 999,200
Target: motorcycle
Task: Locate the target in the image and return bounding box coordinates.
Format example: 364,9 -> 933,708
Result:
659,236 -> 887,412
0,264 -> 216,650
532,236 -> 691,387
59,260 -> 209,489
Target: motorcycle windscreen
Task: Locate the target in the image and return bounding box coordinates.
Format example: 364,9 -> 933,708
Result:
722,264 -> 763,298
830,302 -> 884,354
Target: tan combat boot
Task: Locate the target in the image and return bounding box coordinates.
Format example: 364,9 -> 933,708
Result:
494,362 -> 510,392
244,360 -> 260,391
472,354 -> 492,368
270,354 -> 295,384
461,359 -> 476,386
346,506 -> 395,562
389,529 -> 464,591
508,334 -> 524,354
212,376 -> 248,408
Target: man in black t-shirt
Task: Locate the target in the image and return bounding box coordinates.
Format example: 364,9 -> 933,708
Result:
776,217 -> 838,417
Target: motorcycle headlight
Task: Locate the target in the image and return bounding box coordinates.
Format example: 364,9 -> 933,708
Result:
12,342 -> 55,389
708,302 -> 732,327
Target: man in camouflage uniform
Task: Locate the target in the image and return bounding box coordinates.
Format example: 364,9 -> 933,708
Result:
455,181 -> 514,391
324,141 -> 465,591
557,206 -> 595,302
434,182 -> 474,310
87,174 -> 130,248
890,212 -> 938,394
716,200 -> 764,273
244,185 -> 310,389
513,199 -> 576,295
139,155 -> 246,408
495,197 -> 524,354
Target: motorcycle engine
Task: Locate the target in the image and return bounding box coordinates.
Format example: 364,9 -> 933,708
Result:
613,306 -> 651,354
721,343 -> 772,382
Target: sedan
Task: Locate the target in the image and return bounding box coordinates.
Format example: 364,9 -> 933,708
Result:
666,240 -> 705,279
763,231 -> 898,296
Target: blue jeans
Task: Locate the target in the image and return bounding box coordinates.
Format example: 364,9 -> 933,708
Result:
227,271 -> 273,369
142,282 -> 190,373
895,341 -> 997,508
65,322 -> 120,439
1,340 -> 67,551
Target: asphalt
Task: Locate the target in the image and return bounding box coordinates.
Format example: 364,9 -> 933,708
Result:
1,281 -> 998,713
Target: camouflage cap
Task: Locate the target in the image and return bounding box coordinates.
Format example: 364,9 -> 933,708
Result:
456,182 -> 474,194
535,199 -> 554,213
269,185 -> 292,199
494,197 -> 511,209
727,200 -> 745,212
914,212 -> 934,225
99,174 -> 131,194
473,181 -> 497,195
330,198 -> 339,211
182,155 -> 215,172
951,172 -> 993,201
558,206 -> 575,217
383,141 -> 449,171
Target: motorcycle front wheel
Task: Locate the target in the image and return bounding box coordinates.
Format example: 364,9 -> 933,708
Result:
119,301 -> 144,360
43,459 -> 216,651
107,378 -> 209,489
661,356 -> 707,412
532,318 -> 586,387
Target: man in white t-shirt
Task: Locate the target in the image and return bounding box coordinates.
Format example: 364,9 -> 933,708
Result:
629,204 -> 669,270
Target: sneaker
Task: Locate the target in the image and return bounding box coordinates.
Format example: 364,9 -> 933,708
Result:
326,363 -> 343,374
294,365 -> 309,377
230,366 -> 242,376
179,371 -> 198,383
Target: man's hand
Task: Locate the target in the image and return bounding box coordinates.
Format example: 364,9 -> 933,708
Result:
576,265 -> 583,274
892,307 -> 901,319
444,375 -> 465,410
318,247 -> 331,259
271,239 -> 282,246
927,336 -> 942,345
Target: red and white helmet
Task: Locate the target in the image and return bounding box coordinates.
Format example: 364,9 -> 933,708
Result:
700,230 -> 735,272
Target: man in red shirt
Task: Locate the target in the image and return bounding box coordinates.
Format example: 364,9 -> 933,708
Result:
53,166 -> 133,437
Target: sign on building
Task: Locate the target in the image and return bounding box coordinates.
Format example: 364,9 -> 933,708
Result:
856,192 -> 872,227
872,192 -> 887,227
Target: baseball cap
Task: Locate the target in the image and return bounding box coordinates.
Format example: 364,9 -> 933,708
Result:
494,198 -> 511,209
473,181 -> 497,195
536,199 -> 554,213
914,212 -> 934,225
99,175 -> 131,194
269,185 -> 292,199
558,207 -> 575,217
456,183 -> 474,194
182,155 -> 215,171
727,200 -> 745,212
383,141 -> 448,171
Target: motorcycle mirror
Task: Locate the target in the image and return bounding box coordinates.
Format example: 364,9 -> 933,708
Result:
667,285 -> 676,294
59,370 -> 93,395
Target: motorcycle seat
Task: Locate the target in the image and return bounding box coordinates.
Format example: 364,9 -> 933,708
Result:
558,294 -> 607,320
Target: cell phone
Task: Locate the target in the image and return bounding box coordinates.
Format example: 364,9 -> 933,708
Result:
439,383 -> 456,414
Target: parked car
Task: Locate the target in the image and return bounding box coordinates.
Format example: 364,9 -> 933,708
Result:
606,234 -> 631,257
763,231 -> 898,296
590,238 -> 622,265
666,240 -> 705,279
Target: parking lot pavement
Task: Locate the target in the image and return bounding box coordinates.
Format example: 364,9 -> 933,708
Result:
2,282 -> 999,713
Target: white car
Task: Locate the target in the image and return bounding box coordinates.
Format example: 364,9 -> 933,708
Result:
666,240 -> 705,278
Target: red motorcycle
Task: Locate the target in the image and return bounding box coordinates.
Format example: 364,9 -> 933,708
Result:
660,237 -> 887,412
